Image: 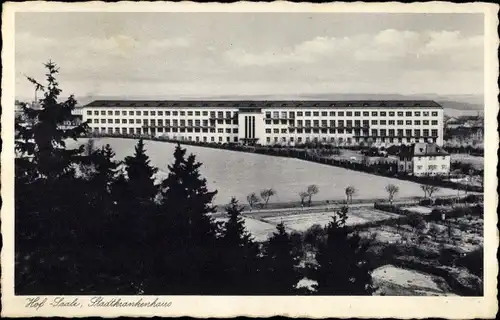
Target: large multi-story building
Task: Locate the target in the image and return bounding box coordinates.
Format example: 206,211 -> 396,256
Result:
82,100 -> 444,147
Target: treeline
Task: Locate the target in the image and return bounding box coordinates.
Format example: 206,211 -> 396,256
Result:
15,61 -> 374,295
443,145 -> 484,156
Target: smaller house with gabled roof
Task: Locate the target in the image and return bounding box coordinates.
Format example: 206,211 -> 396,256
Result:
397,143 -> 451,176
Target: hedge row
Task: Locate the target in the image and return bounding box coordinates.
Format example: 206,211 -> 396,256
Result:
428,204 -> 483,221
373,202 -> 422,215
418,194 -> 484,207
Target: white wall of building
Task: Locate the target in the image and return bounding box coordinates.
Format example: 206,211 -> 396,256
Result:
81,102 -> 444,147
413,155 -> 451,176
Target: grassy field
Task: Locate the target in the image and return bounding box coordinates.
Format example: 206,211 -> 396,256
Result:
70,138 -> 459,205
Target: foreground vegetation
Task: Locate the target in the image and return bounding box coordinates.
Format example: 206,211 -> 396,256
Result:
15,61 -> 375,295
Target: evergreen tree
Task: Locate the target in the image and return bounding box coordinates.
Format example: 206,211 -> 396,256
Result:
158,143 -> 219,245
14,62 -> 96,294
104,139 -> 160,294
149,143 -> 220,294
262,222 -> 302,294
311,206 -> 374,295
92,144 -> 121,191
219,198 -> 263,294
15,60 -> 88,180
123,138 -> 158,202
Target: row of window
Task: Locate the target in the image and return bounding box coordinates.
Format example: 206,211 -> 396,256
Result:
87,117 -> 439,127
263,127 -> 439,136
265,119 -> 439,126
265,110 -> 439,118
92,127 -> 238,143
87,118 -> 238,125
416,156 -> 448,160
91,126 -> 238,134
264,136 -> 436,144
415,165 -> 448,170
87,110 -> 237,118
86,109 -> 440,118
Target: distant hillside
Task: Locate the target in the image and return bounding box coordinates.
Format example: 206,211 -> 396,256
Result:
436,100 -> 483,111
74,93 -> 484,110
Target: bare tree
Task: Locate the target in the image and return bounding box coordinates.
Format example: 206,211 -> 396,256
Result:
426,185 -> 440,198
345,186 -> 357,205
306,184 -> 319,206
421,184 -> 440,199
246,192 -> 260,212
385,184 -> 399,204
420,184 -> 428,198
260,188 -> 276,208
299,192 -> 308,207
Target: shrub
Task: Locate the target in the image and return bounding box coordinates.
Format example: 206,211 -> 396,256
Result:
407,213 -> 425,231
435,198 -> 454,206
456,247 -> 483,277
429,208 -> 446,221
419,198 -> 433,206
303,224 -> 326,247
439,247 -> 462,266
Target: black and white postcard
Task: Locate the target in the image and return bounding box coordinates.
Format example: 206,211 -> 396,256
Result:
1,1 -> 498,318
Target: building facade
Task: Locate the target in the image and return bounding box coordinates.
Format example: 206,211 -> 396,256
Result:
398,143 -> 451,176
82,100 -> 444,147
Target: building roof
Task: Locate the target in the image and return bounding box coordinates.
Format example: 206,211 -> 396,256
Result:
413,143 -> 449,157
84,99 -> 443,109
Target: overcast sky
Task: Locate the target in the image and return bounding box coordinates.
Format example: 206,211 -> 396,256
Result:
15,12 -> 484,101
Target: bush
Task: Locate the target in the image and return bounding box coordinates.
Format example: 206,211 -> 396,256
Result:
456,247 -> 483,277
429,208 -> 446,221
462,194 -> 483,204
435,198 -> 455,206
303,224 -> 326,247
374,202 -> 407,215
407,213 -> 425,230
439,247 -> 462,266
419,198 -> 433,206
413,247 -> 440,260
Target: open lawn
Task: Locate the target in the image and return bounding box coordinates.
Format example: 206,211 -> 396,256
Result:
70,138 -> 458,205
